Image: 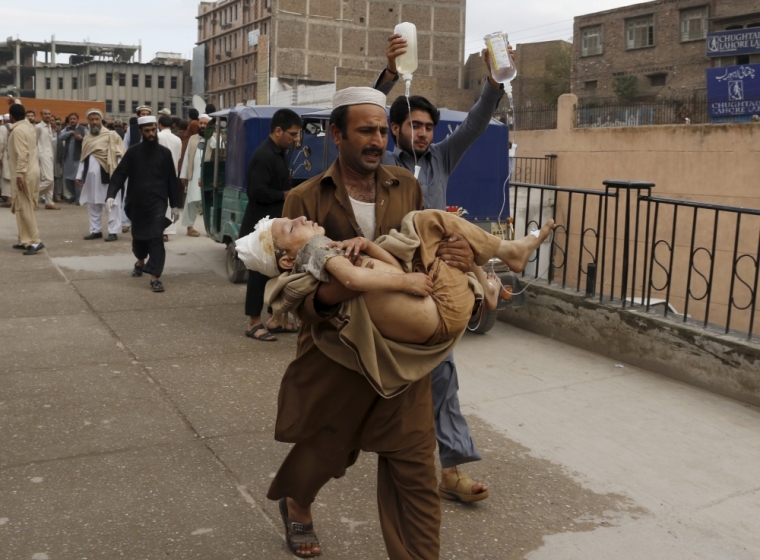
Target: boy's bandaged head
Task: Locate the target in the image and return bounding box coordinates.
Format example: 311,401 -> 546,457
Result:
235,216 -> 280,277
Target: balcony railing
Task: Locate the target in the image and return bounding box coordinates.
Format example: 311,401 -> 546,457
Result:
510,180 -> 760,341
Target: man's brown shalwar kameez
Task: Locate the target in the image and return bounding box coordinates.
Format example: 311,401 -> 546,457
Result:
267,161 -> 441,560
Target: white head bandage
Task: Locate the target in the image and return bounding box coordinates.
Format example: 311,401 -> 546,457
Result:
234,216 -> 280,277
86,108 -> 103,119
137,116 -> 157,126
332,87 -> 387,110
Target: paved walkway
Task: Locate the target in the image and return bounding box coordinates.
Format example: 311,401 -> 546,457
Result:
1,204 -> 759,559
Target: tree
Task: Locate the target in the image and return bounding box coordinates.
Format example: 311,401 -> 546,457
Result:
540,42 -> 571,105
613,76 -> 639,102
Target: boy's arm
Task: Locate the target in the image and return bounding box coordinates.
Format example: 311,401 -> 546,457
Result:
326,256 -> 432,296
331,237 -> 402,270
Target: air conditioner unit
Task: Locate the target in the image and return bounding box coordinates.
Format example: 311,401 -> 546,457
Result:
231,78 -> 237,85
215,54 -> 221,60
226,51 -> 232,57
211,18 -> 217,24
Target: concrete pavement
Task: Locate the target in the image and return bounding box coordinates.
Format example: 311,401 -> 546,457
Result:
1,203 -> 759,559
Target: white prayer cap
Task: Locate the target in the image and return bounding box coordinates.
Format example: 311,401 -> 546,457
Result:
200,113 -> 211,121
86,108 -> 103,119
159,108 -> 171,116
332,87 -> 386,110
2,114 -> 8,120
137,116 -> 157,126
235,216 -> 280,278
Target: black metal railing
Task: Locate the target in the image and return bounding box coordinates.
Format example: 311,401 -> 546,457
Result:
511,104 -> 558,131
512,156 -> 557,186
510,180 -> 760,341
576,95 -> 711,127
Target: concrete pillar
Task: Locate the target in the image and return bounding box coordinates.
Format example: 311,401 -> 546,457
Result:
15,40 -> 21,91
557,93 -> 578,131
51,34 -> 56,65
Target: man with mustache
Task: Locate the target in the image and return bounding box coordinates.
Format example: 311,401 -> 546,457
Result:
267,87 -> 472,559
77,109 -> 125,241
106,116 -> 181,293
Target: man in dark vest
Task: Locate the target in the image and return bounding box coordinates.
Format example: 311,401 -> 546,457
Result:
59,113 -> 87,203
120,106 -> 153,231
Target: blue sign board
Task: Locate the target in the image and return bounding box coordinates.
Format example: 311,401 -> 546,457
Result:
706,64 -> 760,117
706,29 -> 760,57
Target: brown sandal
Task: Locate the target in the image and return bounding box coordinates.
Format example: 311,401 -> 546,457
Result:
438,467 -> 489,503
278,498 -> 321,557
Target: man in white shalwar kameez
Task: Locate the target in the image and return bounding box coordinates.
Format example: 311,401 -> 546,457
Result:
157,115 -> 181,239
77,109 -> 125,241
179,114 -> 211,237
35,108 -> 59,210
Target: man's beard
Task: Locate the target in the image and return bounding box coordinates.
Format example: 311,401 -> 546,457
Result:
398,133 -> 428,158
90,125 -> 102,136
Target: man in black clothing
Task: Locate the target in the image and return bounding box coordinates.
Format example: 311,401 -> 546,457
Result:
106,116 -> 180,293
239,109 -> 302,341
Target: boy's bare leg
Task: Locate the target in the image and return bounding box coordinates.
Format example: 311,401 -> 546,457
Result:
495,220 -> 555,272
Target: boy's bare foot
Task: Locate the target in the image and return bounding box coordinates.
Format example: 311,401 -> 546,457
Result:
501,220 -> 556,273
483,272 -> 500,311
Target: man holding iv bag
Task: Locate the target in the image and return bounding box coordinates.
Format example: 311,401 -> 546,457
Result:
374,30 -> 511,504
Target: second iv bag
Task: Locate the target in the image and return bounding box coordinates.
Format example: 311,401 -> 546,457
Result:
484,31 -> 517,84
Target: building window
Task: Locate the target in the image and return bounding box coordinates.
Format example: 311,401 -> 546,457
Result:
158,102 -> 165,111
58,77 -> 63,89
119,73 -> 126,86
145,75 -> 152,88
159,76 -> 166,88
627,17 -> 654,49
45,77 -> 51,90
681,8 -> 708,41
648,73 -> 667,87
72,76 -> 78,89
132,74 -> 139,87
171,102 -> 177,114
89,73 -> 97,87
584,80 -> 598,90
132,101 -> 139,113
106,72 -> 113,86
106,100 -> 113,113
581,26 -> 603,57
171,76 -> 177,89
119,100 -> 126,112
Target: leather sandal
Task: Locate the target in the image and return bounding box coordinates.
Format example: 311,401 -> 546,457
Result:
278,498 -> 321,557
438,467 -> 489,503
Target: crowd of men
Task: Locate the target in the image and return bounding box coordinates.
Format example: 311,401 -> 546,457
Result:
0,98 -> 214,290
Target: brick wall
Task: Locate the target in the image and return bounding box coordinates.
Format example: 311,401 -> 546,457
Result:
571,0 -> 760,101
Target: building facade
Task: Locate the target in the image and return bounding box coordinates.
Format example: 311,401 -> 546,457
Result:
196,0 -> 467,108
35,58 -> 186,121
572,0 -> 760,100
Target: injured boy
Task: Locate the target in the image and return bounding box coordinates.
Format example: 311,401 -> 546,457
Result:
236,209 -> 554,396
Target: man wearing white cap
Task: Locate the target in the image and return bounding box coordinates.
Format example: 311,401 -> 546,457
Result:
77,109 -> 126,241
106,116 -> 181,292
266,87 -> 470,559
121,105 -> 153,232
0,113 -> 11,207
